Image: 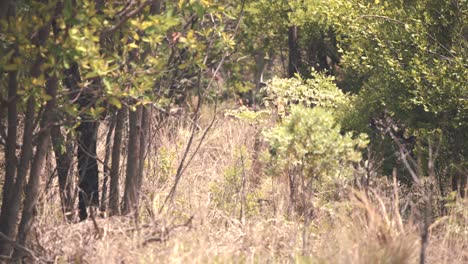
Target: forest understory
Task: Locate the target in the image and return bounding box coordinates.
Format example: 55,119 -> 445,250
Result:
1,105 -> 465,263
0,0 -> 467,263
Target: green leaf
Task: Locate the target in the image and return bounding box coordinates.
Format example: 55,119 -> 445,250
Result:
108,97 -> 122,109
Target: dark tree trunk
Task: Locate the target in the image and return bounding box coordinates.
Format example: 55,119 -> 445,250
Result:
0,0 -> 13,20
288,25 -> 301,78
61,61 -> 96,221
66,63 -> 100,221
77,117 -> 100,221
0,5 -> 51,253
150,0 -> 161,14
0,53 -> 18,256
51,126 -> 74,221
122,105 -> 142,215
52,9 -> 82,218
109,107 -> 126,216
0,98 -> 34,256
13,74 -> 58,260
451,128 -> 467,198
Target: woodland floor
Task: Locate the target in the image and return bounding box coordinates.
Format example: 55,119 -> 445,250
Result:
1,104 -> 467,264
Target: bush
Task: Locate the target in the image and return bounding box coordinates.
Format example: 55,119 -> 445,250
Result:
264,105 -> 368,200
262,72 -> 352,122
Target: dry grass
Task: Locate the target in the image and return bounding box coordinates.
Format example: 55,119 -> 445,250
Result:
4,106 -> 468,263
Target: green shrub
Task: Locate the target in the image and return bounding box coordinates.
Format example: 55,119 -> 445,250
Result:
264,105 -> 368,197
262,72 -> 352,122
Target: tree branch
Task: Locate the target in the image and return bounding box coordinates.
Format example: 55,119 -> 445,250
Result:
103,0 -> 156,35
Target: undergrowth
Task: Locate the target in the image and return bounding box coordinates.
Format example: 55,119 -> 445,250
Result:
10,105 -> 467,264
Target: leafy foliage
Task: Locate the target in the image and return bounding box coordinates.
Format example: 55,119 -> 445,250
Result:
284,0 -> 467,182
264,105 -> 368,190
262,71 -> 353,124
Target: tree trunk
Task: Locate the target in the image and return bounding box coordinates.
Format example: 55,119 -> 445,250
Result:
0,52 -> 18,256
0,5 -> 51,252
137,107 -> 149,198
77,117 -> 100,221
13,74 -> 58,260
288,25 -> 301,78
51,126 -> 74,221
0,98 -> 34,256
253,49 -> 266,105
122,105 -> 142,215
100,114 -> 116,213
0,0 -> 13,20
64,65 -> 100,222
109,107 -> 126,216
62,61 -> 101,221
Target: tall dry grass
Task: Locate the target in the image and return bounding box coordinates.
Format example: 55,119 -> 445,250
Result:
3,105 -> 467,263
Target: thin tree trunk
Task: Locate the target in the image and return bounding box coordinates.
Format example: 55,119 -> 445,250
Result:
0,98 -> 34,256
122,105 -> 142,215
109,107 -> 126,216
0,5 -> 50,252
288,25 -> 301,78
253,49 -> 266,105
0,56 -> 18,256
0,0 -> 13,20
51,126 -> 74,221
62,61 -> 101,221
52,57 -> 79,223
77,117 -> 100,221
100,114 -> 116,213
120,1 -> 159,217
13,75 -> 58,260
451,130 -> 466,198
137,107 -> 149,198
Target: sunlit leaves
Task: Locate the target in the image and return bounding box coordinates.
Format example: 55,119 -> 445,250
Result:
0,0 -> 240,130
264,105 -> 368,186
262,71 -> 351,121
289,0 -> 467,135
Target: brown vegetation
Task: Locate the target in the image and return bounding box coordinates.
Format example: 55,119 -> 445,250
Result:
1,108 -> 466,263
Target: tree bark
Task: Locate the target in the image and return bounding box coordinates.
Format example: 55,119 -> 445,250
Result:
62,71 -> 101,223
51,21 -> 79,220
77,116 -> 100,221
0,51 -> 18,257
288,25 -> 301,78
0,98 -> 34,256
452,127 -> 467,198
137,107 -> 149,198
122,105 -> 142,215
0,0 -> 13,20
51,126 -> 74,221
100,114 -> 116,213
13,75 -> 58,260
109,107 -> 126,216
62,61 -> 102,222
0,4 -> 51,253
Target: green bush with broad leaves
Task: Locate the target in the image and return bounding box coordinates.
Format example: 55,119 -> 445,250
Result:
288,0 -> 467,185
264,105 -> 368,194
262,72 -> 354,124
